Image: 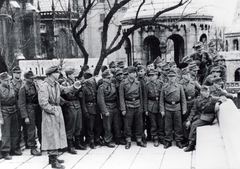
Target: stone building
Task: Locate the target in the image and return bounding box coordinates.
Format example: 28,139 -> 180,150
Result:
121,0 -> 214,66
0,0 -> 40,70
37,0 -> 81,59
220,0 -> 240,82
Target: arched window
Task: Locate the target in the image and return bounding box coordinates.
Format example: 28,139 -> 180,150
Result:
235,68 -> 240,81
225,40 -> 228,52
233,39 -> 239,51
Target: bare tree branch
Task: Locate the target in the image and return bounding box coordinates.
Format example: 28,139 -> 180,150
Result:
135,0 -> 145,23
107,25 -> 122,51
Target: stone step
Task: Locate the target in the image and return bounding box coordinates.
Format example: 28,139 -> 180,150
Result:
196,123 -> 229,169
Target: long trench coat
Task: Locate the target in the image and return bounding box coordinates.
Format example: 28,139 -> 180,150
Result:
38,77 -> 75,150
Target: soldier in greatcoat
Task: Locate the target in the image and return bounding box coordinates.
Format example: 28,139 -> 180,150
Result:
18,71 -> 42,156
144,69 -> 164,147
160,69 -> 187,149
119,66 -> 146,149
0,72 -> 20,160
38,65 -> 81,169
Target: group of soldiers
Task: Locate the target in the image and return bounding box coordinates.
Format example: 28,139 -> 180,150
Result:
0,41 -> 236,169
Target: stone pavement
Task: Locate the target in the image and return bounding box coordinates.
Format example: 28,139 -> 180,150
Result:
0,142 -> 195,169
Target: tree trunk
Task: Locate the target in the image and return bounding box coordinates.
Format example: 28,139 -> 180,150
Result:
72,33 -> 89,65
0,54 -> 8,73
94,53 -> 106,76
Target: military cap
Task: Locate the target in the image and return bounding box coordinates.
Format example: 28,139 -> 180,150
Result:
210,66 -> 221,73
137,65 -> 145,71
146,60 -> 153,66
84,72 -> 93,79
81,65 -> 89,72
148,69 -> 158,75
0,72 -> 11,80
193,42 -> 203,50
212,77 -> 224,84
122,68 -> 128,75
117,61 -> 125,68
201,85 -> 209,92
161,62 -> 170,71
154,56 -> 164,66
12,66 -> 22,73
115,68 -> 123,76
101,65 -> 108,73
109,61 -> 116,68
181,55 -> 193,63
128,66 -> 137,73
102,70 -> 111,78
167,69 -> 177,77
208,41 -> 215,47
45,65 -> 60,75
178,62 -> 188,69
212,55 -> 221,62
133,61 -> 141,67
65,68 -> 75,75
181,67 -> 189,75
188,62 -> 199,71
24,70 -> 36,79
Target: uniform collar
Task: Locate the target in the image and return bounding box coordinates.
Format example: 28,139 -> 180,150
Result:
128,76 -> 135,83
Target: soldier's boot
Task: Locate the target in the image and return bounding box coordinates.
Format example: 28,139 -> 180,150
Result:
75,136 -> 87,150
31,147 -> 42,156
184,141 -> 195,152
48,156 -> 64,165
153,139 -> 159,147
51,155 -> 65,169
2,152 -> 12,160
67,139 -> 77,155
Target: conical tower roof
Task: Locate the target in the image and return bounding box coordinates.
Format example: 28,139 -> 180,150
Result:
121,0 -> 213,23
225,0 -> 240,34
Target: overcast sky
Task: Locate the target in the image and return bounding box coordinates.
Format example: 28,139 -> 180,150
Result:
196,0 -> 238,26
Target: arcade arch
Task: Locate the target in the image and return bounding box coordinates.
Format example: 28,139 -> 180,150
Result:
143,36 -> 161,62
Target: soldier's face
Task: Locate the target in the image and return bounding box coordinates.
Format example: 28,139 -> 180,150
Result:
168,76 -> 176,83
211,71 -> 221,78
13,72 -> 21,79
116,73 -> 123,81
25,78 -> 34,84
147,64 -> 154,70
138,69 -> 145,77
200,90 -> 210,98
182,74 -> 190,81
129,72 -> 136,79
150,74 -> 157,81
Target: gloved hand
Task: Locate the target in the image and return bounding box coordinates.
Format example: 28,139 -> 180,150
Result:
122,111 -> 126,116
185,121 -> 191,129
105,112 -> 110,116
161,111 -> 165,117
25,117 -> 30,125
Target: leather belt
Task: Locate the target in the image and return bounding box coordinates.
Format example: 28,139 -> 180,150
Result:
125,96 -> 140,101
165,100 -> 180,105
1,103 -> 16,106
148,97 -> 159,101
105,99 -> 116,103
50,103 -> 60,106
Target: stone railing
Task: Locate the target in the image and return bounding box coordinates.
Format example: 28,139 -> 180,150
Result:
218,99 -> 240,169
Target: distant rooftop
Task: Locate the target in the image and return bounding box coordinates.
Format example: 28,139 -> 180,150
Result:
225,0 -> 240,34
33,0 -> 77,12
121,0 -> 213,23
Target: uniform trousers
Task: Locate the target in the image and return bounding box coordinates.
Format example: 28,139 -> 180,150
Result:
1,106 -> 19,152
86,113 -> 102,143
63,105 -> 82,139
164,110 -> 183,142
25,104 -> 42,148
188,118 -> 212,142
148,111 -> 165,140
102,107 -> 122,143
124,107 -> 143,142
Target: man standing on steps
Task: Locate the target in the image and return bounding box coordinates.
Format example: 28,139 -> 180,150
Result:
119,66 -> 146,149
38,65 -> 81,169
18,71 -> 42,156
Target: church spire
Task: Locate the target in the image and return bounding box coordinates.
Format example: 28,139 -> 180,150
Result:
37,0 -> 41,11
